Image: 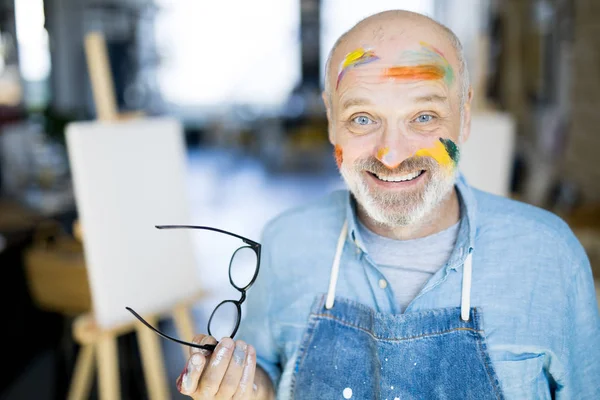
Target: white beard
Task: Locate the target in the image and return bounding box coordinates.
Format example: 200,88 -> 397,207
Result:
340,163 -> 458,227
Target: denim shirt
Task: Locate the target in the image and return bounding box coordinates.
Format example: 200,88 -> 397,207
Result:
236,174 -> 600,399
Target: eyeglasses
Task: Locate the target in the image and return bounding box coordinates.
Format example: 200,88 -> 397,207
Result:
126,225 -> 261,351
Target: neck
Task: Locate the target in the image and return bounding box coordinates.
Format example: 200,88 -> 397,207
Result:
357,188 -> 460,240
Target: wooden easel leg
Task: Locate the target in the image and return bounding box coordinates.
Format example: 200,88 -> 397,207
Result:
67,344 -> 95,400
97,333 -> 120,400
173,304 -> 196,359
136,317 -> 170,400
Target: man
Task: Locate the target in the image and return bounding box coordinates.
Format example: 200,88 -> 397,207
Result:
176,10 -> 600,399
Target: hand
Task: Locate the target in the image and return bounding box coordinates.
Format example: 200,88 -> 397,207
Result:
176,334 -> 258,399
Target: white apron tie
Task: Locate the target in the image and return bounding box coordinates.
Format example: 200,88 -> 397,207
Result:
325,219 -> 473,322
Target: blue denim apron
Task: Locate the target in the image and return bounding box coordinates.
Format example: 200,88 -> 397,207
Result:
291,221 -> 504,399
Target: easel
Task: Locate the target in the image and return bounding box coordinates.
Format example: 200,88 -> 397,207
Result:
67,32 -> 203,400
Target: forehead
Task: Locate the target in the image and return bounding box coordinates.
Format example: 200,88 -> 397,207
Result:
332,51 -> 459,108
337,79 -> 451,108
328,29 -> 460,100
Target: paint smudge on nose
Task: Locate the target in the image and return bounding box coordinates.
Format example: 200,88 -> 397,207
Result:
376,146 -> 389,160
334,145 -> 344,169
337,48 -> 380,89
414,138 -> 459,169
343,387 -> 353,399
377,147 -> 401,169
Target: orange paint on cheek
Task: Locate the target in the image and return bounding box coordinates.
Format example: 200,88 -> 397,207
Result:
334,146 -> 343,169
383,65 -> 445,81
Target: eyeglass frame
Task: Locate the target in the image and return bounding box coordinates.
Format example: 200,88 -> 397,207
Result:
126,224 -> 261,352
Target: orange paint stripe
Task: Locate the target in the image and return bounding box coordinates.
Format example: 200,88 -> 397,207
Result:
334,145 -> 343,169
383,65 -> 445,81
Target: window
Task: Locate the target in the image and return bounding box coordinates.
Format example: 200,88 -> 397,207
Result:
320,0 -> 435,87
154,0 -> 300,110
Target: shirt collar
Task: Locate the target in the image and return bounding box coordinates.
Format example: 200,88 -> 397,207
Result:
345,172 -> 477,269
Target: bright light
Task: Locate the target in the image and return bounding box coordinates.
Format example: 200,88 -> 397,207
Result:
14,0 -> 51,82
320,0 -> 435,86
154,0 -> 301,108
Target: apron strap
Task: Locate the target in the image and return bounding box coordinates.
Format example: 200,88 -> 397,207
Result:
460,250 -> 473,321
325,220 -> 348,310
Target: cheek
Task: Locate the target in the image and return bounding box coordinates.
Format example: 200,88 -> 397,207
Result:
414,138 -> 459,170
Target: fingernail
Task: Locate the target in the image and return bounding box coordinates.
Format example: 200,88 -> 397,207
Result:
221,338 -> 235,348
195,337 -> 212,356
253,383 -> 258,392
190,353 -> 203,369
233,343 -> 247,365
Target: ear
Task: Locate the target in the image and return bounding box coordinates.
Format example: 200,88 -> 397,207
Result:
322,91 -> 335,145
460,87 -> 474,144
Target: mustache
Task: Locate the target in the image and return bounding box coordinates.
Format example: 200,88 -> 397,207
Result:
352,156 -> 437,175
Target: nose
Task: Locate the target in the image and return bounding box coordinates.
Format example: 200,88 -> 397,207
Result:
375,126 -> 415,169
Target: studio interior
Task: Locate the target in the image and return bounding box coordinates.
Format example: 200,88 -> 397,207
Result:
0,0 -> 598,399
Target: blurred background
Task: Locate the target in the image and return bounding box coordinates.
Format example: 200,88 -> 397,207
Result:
0,0 -> 598,399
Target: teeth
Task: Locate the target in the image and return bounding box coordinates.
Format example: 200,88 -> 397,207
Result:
376,170 -> 422,182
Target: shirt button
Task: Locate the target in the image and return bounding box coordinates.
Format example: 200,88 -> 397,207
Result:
379,279 -> 388,289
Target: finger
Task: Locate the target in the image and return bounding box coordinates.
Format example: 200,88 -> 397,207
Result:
232,344 -> 257,400
177,352 -> 206,395
216,340 -> 248,399
196,337 -> 235,397
189,334 -> 207,357
191,334 -> 218,358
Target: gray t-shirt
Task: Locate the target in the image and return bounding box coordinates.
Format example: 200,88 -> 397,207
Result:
357,220 -> 460,312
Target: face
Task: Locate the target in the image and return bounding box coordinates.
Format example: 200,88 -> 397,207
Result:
327,39 -> 470,227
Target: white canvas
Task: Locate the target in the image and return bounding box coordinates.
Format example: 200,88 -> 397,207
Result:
460,112 -> 516,197
65,117 -> 201,329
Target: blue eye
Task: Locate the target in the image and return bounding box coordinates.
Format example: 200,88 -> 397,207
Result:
415,114 -> 434,123
353,115 -> 373,125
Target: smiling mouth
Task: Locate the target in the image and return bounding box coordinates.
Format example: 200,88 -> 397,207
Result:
369,170 -> 425,182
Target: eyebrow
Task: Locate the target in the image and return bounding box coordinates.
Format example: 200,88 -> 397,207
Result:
341,98 -> 373,111
413,94 -> 448,103
341,94 -> 448,111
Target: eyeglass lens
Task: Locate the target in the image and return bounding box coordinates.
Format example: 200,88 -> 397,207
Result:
229,246 -> 258,290
208,300 -> 240,340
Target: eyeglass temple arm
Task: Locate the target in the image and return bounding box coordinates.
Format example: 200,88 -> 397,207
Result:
155,225 -> 260,247
125,307 -> 217,351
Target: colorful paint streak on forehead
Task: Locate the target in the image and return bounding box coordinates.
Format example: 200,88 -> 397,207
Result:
336,47 -> 379,90
384,41 -> 454,86
415,138 -> 460,170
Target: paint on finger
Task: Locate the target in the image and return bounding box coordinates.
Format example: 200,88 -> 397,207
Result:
334,145 -> 343,169
181,354 -> 204,394
196,336 -> 214,357
239,350 -> 254,393
176,367 -> 186,392
233,343 -> 247,365
210,344 -> 230,367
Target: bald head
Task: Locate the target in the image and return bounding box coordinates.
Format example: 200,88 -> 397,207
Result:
324,10 -> 470,107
